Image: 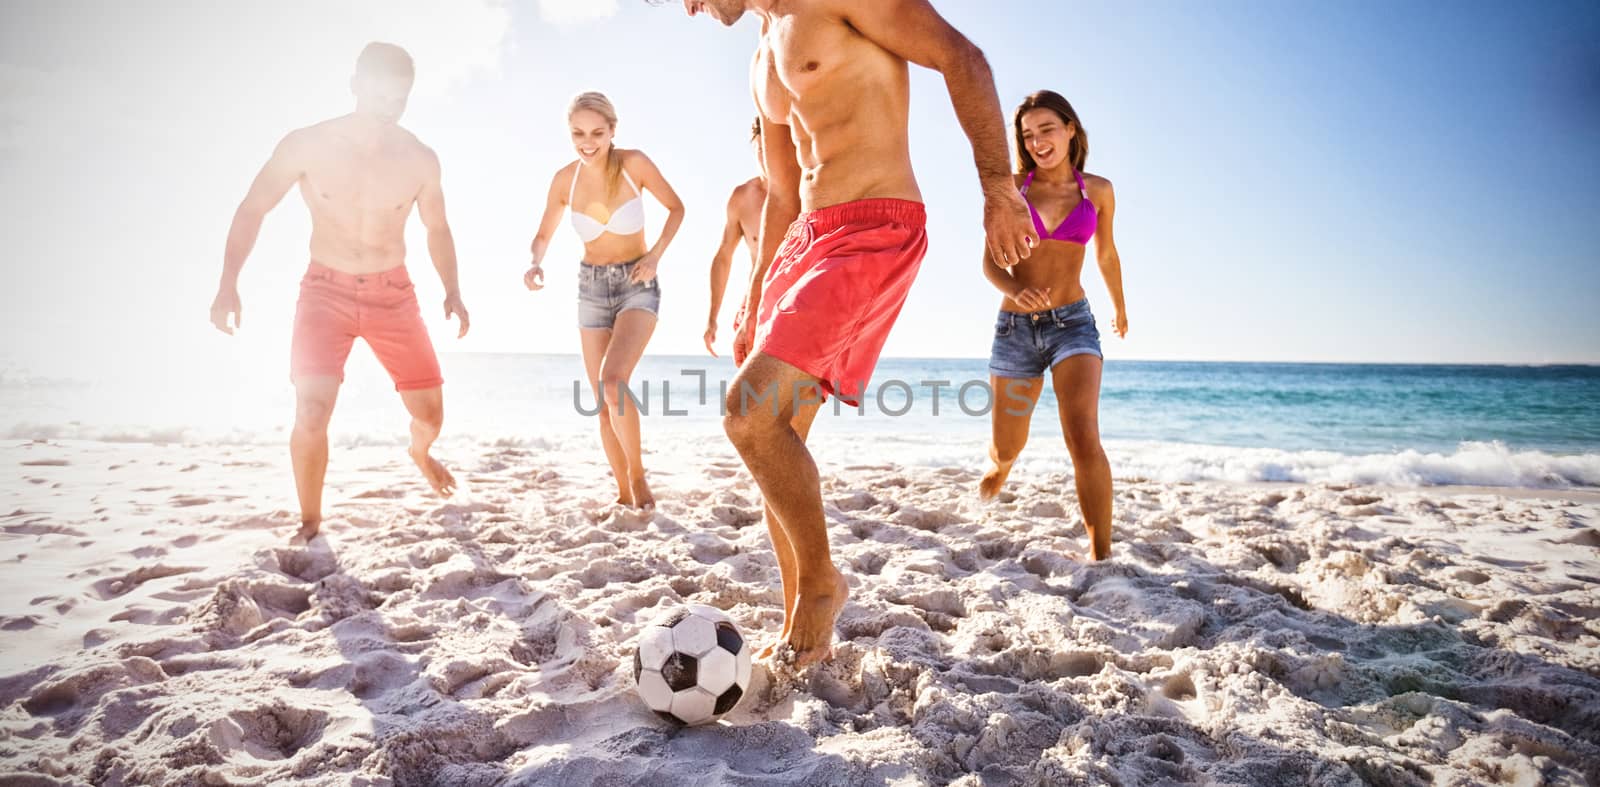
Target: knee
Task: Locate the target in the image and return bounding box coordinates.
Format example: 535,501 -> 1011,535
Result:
599,372 -> 633,409
294,397 -> 335,434
722,406 -> 768,451
1063,421 -> 1103,460
992,442 -> 1023,465
411,403 -> 444,432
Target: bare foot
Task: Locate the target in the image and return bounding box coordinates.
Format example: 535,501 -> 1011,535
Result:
614,487 -> 635,507
785,572 -> 849,668
630,476 -> 655,512
979,460 -> 1013,500
410,448 -> 457,497
756,595 -> 798,661
289,520 -> 320,546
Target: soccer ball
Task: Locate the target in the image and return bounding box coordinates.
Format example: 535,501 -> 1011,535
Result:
633,603 -> 752,725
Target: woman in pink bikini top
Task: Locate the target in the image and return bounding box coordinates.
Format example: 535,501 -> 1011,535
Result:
977,89 -> 1129,563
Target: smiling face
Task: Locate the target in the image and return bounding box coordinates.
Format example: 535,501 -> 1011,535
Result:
682,0 -> 746,25
569,108 -> 615,165
1019,108 -> 1074,172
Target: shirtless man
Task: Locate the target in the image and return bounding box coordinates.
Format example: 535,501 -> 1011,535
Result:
704,117 -> 768,356
208,43 -> 470,544
681,0 -> 1038,666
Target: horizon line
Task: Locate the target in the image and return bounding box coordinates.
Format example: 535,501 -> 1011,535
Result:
430,351 -> 1600,368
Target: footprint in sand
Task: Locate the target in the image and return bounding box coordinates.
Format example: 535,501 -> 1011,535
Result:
209,706 -> 329,760
92,564 -> 202,600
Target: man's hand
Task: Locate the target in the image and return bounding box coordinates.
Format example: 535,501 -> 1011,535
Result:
444,292 -> 470,338
732,322 -> 754,366
523,263 -> 545,291
629,251 -> 661,285
984,188 -> 1037,268
703,320 -> 719,357
209,287 -> 242,335
731,294 -> 759,366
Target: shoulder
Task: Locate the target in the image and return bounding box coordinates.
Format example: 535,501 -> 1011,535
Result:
277,124 -> 326,156
731,177 -> 764,201
1012,171 -> 1029,188
412,139 -> 440,169
620,148 -> 656,172
550,161 -> 579,196
1083,172 -> 1114,199
727,178 -> 763,211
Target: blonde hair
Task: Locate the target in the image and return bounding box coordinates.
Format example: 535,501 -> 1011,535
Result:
568,91 -> 624,198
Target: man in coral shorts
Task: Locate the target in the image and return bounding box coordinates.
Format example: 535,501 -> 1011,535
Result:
208,43 -> 470,544
682,0 -> 1039,666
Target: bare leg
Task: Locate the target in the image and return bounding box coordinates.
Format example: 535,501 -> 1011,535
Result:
598,310 -> 658,510
724,354 -> 845,667
1052,355 -> 1112,560
399,386 -> 455,497
980,375 -> 1043,500
290,377 -> 340,544
756,401 -> 822,660
580,328 -> 632,505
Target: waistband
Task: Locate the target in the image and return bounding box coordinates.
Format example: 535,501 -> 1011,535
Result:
1000,297 -> 1091,325
796,199 -> 926,234
578,258 -> 642,277
305,261 -> 412,286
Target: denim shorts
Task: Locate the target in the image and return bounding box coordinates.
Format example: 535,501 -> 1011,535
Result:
988,298 -> 1102,378
577,260 -> 660,330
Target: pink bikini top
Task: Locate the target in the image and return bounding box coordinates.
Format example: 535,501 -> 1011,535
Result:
1021,168 -> 1096,245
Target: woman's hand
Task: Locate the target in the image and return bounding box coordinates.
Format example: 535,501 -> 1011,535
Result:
1008,283 -> 1052,312
703,319 -> 719,357
629,252 -> 661,284
523,263 -> 545,291
1113,310 -> 1128,338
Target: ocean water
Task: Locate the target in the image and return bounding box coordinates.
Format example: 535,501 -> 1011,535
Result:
4,354 -> 1598,490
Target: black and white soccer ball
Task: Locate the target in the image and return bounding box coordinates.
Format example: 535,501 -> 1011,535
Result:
633,603 -> 752,725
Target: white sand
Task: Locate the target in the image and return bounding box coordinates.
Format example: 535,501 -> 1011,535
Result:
2,437 -> 1598,786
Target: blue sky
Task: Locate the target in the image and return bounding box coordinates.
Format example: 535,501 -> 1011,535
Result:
1,0 -> 1596,380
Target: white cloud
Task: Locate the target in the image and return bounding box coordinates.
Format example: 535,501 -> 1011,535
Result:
537,0 -> 620,26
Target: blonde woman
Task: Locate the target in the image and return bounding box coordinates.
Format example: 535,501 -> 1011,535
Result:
526,92 -> 685,509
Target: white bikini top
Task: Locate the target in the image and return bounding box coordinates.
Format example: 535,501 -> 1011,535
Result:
568,160 -> 646,243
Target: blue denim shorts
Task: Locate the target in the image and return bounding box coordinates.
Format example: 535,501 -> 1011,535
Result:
577,260 -> 660,330
988,298 -> 1102,378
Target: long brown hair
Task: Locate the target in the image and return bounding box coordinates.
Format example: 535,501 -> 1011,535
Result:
1014,90 -> 1088,174
568,91 -> 624,199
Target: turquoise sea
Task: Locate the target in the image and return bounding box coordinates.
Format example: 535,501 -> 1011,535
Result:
4,355 -> 1597,489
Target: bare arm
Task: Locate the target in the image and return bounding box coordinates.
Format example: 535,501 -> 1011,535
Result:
740,114 -> 803,360
836,0 -> 1036,264
416,148 -> 469,338
1091,179 -> 1128,336
708,191 -> 745,327
210,132 -> 304,333
528,166 -> 571,270
627,151 -> 686,282
982,246 -> 1051,312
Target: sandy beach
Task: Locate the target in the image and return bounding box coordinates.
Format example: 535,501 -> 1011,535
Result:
1,436 -> 1597,786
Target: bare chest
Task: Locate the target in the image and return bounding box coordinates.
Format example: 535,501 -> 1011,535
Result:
756,14 -> 869,119
301,144 -> 422,217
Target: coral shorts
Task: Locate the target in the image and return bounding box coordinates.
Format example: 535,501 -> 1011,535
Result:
290,262 -> 443,391
735,199 -> 928,406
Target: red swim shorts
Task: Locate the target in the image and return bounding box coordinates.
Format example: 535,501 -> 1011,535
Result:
745,198 -> 927,406
290,262 -> 443,391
